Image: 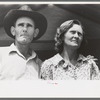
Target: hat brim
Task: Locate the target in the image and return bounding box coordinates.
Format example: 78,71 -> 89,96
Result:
4,9 -> 47,42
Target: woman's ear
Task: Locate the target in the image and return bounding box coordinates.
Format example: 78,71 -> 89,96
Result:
11,26 -> 15,36
33,28 -> 39,38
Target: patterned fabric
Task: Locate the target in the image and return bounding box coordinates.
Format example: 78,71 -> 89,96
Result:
41,53 -> 100,80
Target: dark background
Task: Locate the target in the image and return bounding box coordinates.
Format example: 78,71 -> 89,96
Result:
0,4 -> 100,68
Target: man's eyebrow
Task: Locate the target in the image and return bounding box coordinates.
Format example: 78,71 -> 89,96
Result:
17,23 -> 33,26
27,23 -> 33,26
18,23 -> 24,25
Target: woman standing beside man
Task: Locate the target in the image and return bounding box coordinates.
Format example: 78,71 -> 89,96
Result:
41,19 -> 100,80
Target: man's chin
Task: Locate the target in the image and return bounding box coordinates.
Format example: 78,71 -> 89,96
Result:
19,41 -> 31,45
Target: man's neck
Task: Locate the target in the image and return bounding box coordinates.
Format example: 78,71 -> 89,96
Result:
15,42 -> 32,59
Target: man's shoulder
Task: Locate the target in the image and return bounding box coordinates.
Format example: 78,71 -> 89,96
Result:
0,46 -> 10,54
0,46 -> 10,50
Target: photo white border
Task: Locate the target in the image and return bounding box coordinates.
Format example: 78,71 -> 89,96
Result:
1,1 -> 100,4
0,1 -> 100,98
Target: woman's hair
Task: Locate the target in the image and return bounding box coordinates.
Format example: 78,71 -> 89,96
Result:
54,19 -> 87,54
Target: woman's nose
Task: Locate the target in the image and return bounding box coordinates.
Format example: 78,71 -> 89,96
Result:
74,32 -> 79,37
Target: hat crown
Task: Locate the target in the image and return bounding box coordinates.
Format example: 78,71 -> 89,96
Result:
19,5 -> 33,11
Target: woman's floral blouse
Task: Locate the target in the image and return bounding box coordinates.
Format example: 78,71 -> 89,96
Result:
41,53 -> 100,80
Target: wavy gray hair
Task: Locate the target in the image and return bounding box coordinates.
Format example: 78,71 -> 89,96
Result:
54,19 -> 87,53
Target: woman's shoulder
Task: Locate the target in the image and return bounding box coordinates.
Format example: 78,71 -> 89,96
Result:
42,53 -> 63,67
79,54 -> 97,64
41,54 -> 61,80
83,55 -> 100,80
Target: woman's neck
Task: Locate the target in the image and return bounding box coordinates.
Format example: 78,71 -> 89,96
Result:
61,46 -> 79,65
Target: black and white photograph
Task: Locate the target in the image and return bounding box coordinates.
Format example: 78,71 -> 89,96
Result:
0,1 -> 100,98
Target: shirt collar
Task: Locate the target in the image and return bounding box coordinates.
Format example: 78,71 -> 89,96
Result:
77,54 -> 97,63
9,43 -> 19,53
77,54 -> 86,62
53,53 -> 69,69
52,53 -> 64,65
8,43 -> 37,60
54,54 -> 97,70
54,54 -> 87,66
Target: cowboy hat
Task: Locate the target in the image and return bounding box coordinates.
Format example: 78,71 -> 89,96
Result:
3,5 -> 47,41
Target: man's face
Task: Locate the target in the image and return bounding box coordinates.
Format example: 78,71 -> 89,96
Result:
63,24 -> 83,49
11,17 -> 37,45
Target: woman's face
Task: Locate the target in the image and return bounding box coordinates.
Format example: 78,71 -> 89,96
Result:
63,24 -> 83,49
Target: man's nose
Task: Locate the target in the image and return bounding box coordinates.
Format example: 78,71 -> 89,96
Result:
23,26 -> 27,32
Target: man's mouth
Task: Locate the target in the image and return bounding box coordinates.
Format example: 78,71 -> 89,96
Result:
20,35 -> 28,37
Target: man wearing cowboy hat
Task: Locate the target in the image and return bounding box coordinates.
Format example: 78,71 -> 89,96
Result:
0,5 -> 47,80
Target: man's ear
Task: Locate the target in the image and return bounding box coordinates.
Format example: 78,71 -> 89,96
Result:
11,26 -> 15,36
33,28 -> 39,38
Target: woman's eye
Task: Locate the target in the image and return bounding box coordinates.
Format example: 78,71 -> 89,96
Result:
78,32 -> 83,37
70,31 -> 75,34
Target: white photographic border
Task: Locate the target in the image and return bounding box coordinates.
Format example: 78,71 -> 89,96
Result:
0,1 -> 100,98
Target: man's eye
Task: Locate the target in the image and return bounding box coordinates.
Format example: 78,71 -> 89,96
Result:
27,24 -> 32,27
18,23 -> 24,26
